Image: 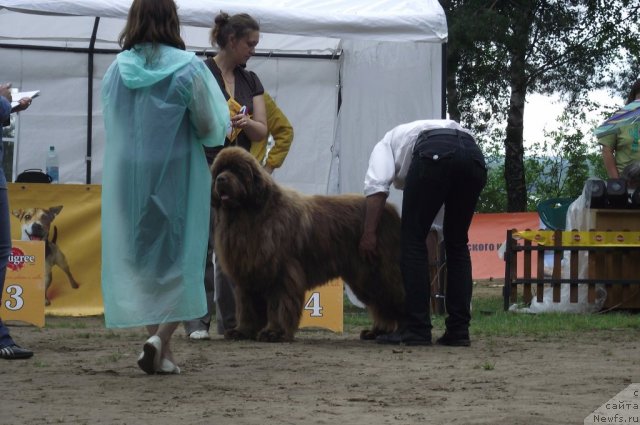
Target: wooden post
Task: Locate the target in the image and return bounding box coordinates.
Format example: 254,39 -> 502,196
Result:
552,230 -> 562,303
569,248 -> 579,303
536,236 -> 545,303
503,230 -> 516,310
523,234 -> 532,304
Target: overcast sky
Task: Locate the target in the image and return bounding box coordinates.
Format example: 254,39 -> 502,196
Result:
523,90 -> 623,149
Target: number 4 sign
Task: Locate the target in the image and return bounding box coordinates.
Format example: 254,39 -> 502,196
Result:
0,241 -> 45,327
299,278 -> 343,333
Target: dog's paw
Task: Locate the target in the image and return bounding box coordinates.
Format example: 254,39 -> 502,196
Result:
359,329 -> 378,340
224,328 -> 250,341
256,329 -> 289,343
360,327 -> 394,341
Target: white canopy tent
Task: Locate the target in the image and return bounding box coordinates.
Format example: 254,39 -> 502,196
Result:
0,0 -> 447,207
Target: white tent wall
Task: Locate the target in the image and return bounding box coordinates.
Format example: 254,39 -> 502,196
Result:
245,56 -> 340,195
0,0 -> 447,199
2,48 -> 109,183
2,47 -> 340,190
330,40 -> 443,209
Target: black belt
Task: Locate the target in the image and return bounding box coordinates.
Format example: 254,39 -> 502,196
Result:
414,128 -> 475,154
420,128 -> 473,140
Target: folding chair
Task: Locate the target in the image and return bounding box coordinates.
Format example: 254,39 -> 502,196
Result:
536,197 -> 575,230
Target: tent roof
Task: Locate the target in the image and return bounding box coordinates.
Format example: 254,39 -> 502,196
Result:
0,0 -> 448,50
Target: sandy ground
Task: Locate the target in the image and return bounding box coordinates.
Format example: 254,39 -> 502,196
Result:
2,283 -> 639,425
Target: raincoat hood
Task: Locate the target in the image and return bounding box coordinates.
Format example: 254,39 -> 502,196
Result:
116,43 -> 196,89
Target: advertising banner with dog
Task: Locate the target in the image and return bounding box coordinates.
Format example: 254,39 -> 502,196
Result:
8,183 -> 102,316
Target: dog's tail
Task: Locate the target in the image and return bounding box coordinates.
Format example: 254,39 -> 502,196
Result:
50,226 -> 58,244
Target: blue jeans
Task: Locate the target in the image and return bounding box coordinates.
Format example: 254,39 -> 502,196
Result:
0,187 -> 15,348
401,129 -> 487,338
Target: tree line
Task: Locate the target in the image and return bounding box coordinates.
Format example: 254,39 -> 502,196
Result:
439,0 -> 640,212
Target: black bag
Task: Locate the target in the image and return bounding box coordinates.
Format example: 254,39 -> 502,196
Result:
15,168 -> 52,183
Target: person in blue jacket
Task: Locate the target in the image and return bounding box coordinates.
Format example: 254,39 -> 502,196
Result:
0,83 -> 33,360
100,0 -> 229,374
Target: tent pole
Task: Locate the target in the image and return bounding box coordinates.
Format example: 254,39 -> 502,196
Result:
86,17 -> 100,184
441,42 -> 447,119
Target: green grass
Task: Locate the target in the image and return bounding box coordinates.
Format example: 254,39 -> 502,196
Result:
475,361 -> 495,371
44,319 -> 89,330
40,296 -> 640,340
471,296 -> 640,337
343,295 -> 640,338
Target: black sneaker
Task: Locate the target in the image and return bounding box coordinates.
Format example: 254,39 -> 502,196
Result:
0,344 -> 34,359
436,332 -> 471,347
403,337 -> 433,346
376,331 -> 403,345
376,330 -> 432,346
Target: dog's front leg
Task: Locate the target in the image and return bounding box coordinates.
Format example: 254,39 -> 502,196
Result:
44,268 -> 52,306
224,289 -> 265,341
257,281 -> 304,343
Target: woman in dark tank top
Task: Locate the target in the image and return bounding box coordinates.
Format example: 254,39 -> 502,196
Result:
206,12 -> 267,154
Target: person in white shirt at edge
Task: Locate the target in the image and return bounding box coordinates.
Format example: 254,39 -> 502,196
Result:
359,120 -> 487,347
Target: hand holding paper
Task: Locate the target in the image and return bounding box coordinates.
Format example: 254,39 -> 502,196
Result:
11,90 -> 39,110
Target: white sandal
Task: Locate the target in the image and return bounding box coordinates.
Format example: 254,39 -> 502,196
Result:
156,358 -> 181,375
137,336 -> 162,374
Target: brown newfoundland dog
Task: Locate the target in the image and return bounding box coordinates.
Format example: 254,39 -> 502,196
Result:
211,147 -> 404,342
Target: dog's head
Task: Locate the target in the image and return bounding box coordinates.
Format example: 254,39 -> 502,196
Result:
211,147 -> 272,210
11,205 -> 63,241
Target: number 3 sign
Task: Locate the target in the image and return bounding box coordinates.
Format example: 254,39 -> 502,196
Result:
299,278 -> 343,333
0,241 -> 45,327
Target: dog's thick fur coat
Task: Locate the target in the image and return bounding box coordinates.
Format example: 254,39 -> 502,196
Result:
211,147 -> 404,342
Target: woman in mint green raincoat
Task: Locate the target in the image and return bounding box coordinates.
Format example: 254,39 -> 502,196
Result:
101,0 -> 229,375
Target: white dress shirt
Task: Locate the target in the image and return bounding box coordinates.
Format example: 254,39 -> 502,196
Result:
363,119 -> 473,197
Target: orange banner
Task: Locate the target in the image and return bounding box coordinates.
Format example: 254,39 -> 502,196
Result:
8,183 -> 102,316
468,212 -> 540,279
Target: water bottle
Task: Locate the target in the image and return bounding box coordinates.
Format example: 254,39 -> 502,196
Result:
46,145 -> 59,183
